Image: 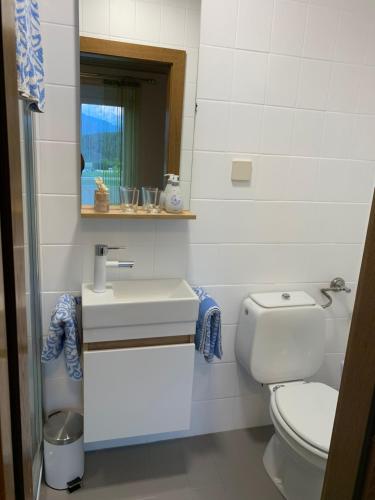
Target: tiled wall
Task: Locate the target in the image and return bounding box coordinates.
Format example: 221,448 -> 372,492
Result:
37,0 -> 375,439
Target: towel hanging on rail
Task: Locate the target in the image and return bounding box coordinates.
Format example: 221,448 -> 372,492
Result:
15,0 -> 45,112
41,294 -> 82,380
193,287 -> 222,362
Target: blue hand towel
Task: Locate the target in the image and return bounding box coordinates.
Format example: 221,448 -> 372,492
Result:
193,287 -> 222,362
15,0 -> 45,112
41,294 -> 82,380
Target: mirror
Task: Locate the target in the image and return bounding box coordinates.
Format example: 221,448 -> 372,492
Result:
79,1 -> 201,217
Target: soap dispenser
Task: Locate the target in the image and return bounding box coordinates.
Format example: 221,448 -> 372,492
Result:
165,174 -> 183,213
160,173 -> 173,210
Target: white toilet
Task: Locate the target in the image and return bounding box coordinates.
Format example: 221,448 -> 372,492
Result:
235,291 -> 339,500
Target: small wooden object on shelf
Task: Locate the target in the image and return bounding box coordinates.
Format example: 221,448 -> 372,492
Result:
94,190 -> 110,212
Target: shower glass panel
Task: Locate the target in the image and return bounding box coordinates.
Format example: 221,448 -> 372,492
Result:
19,101 -> 43,498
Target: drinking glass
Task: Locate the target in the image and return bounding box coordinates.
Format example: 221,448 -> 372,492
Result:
142,187 -> 160,213
120,187 -> 139,213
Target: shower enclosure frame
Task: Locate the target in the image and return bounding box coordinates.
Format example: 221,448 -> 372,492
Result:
0,0 -> 35,497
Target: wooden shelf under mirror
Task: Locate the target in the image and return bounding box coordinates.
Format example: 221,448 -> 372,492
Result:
81,206 -> 196,220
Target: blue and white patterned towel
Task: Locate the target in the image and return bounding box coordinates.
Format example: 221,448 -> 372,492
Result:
15,0 -> 45,112
41,294 -> 82,380
193,287 -> 222,362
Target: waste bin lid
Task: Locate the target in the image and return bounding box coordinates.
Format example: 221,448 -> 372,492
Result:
44,411 -> 83,445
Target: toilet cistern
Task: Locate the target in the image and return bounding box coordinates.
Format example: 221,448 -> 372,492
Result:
93,244 -> 134,293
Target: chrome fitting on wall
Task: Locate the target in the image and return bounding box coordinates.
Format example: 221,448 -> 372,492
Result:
320,277 -> 351,309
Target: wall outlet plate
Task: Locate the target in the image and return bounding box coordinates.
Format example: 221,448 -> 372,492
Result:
231,160 -> 252,182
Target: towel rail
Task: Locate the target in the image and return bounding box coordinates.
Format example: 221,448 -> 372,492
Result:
320,277 -> 351,309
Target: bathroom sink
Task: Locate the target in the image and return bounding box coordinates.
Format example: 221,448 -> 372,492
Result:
82,278 -> 199,331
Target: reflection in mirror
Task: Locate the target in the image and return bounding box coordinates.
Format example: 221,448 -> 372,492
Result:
79,1 -> 201,216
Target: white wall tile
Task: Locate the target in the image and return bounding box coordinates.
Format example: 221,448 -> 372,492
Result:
316,203 -> 370,244
232,394 -> 270,429
232,51 -> 268,105
365,12 -> 375,66
160,5 -> 186,46
194,100 -> 230,151
200,0 -> 238,48
285,157 -> 318,201
236,0 -> 274,52
39,196 -> 81,245
297,59 -> 331,110
303,5 -> 339,60
325,318 -> 351,354
316,159 -> 375,203
229,103 -> 263,154
109,0 -> 136,38
255,155 -> 290,201
81,0 -> 109,34
187,245 -> 221,285
352,115 -> 375,161
357,67 -> 375,115
40,245 -> 83,292
271,0 -> 308,56
42,24 -> 77,86
252,202 -> 317,243
39,85 -> 78,142
135,1 -> 161,42
261,107 -> 294,155
320,113 -> 355,159
38,142 -> 79,195
189,200 -> 255,244
334,10 -> 369,64
310,353 -> 345,390
186,48 -> 199,84
291,109 -> 324,157
43,376 -> 82,416
197,46 -> 233,101
190,399 -> 234,436
327,64 -> 360,113
186,9 -> 201,48
192,359 -> 240,401
39,0 -> 76,25
266,55 -> 300,107
182,117 -> 195,149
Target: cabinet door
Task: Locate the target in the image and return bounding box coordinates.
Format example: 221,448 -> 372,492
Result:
84,343 -> 195,443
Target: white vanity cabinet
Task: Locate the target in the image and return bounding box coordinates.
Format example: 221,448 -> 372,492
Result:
83,342 -> 195,443
81,279 -> 199,446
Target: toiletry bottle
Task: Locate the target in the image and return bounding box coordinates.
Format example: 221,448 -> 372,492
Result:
160,173 -> 173,210
165,174 -> 183,213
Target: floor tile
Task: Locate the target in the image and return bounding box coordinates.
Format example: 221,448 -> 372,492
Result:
40,427 -> 283,500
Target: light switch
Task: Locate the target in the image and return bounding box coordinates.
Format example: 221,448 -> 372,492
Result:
231,159 -> 252,182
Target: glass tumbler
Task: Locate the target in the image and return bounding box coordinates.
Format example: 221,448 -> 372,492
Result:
142,187 -> 160,213
120,187 -> 139,213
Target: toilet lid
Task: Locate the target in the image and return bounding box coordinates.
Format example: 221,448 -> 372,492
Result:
275,382 -> 338,453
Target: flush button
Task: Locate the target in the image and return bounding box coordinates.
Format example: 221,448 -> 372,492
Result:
282,293 -> 291,300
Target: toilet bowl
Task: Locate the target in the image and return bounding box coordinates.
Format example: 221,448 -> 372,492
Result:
235,291 -> 338,500
264,381 -> 338,500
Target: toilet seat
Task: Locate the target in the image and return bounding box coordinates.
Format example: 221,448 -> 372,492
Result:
270,382 -> 338,463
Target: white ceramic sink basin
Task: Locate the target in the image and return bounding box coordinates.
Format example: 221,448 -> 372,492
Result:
82,278 -> 199,330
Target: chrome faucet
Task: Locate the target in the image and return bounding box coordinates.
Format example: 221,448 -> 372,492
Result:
93,244 -> 135,293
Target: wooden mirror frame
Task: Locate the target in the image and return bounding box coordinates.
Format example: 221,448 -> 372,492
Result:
80,36 -> 186,174
80,37 -> 196,220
